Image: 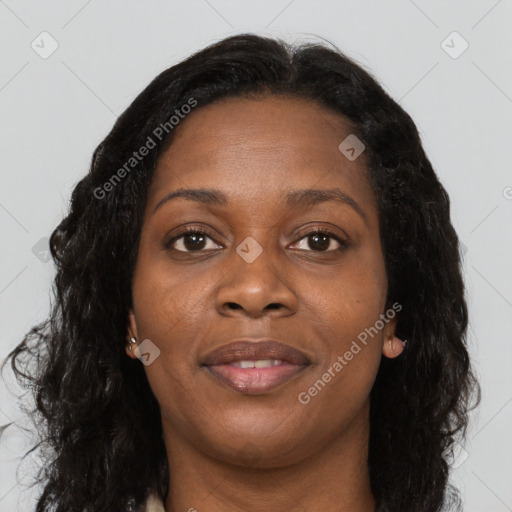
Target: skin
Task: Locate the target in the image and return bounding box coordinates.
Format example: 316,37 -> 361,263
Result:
126,95 -> 404,512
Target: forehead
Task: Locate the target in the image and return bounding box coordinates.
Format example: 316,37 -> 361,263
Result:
147,95 -> 376,216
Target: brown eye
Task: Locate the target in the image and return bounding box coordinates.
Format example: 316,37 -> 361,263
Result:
166,229 -> 222,252
291,229 -> 347,252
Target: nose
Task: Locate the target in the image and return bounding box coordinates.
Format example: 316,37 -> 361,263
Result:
214,242 -> 298,319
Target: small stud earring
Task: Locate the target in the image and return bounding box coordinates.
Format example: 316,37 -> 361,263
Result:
388,336 -> 397,356
128,337 -> 137,351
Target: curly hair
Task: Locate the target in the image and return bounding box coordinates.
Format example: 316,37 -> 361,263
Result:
1,34 -> 480,512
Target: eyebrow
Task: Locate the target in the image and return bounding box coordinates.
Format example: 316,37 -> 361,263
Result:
152,187 -> 367,222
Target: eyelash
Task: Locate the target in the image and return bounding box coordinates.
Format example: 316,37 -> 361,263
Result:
164,225 -> 348,253
294,227 -> 348,251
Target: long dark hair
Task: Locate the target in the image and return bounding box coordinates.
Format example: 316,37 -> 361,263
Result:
1,34 -> 480,512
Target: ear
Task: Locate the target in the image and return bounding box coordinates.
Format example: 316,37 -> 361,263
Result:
125,309 -> 139,360
381,316 -> 405,359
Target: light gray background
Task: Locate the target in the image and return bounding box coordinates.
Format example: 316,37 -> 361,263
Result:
1,1 -> 511,511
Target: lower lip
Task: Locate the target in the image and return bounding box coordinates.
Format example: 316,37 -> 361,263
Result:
204,362 -> 308,395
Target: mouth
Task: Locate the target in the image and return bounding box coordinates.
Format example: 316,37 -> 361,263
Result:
201,339 -> 311,395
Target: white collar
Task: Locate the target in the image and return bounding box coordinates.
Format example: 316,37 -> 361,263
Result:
143,492 -> 166,512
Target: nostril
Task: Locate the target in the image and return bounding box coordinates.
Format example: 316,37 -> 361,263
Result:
226,302 -> 242,310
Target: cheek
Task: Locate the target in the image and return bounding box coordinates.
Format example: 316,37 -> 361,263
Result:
287,260 -> 386,440
130,252 -> 210,416
308,251 -> 387,343
130,244 -> 208,361
301,254 -> 387,392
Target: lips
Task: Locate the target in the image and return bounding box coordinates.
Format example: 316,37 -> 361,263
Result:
202,340 -> 310,366
202,339 -> 311,395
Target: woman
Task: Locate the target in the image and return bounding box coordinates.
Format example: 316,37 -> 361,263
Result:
2,34 -> 480,512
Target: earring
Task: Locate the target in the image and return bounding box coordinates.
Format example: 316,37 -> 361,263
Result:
388,335 -> 406,356
128,337 -> 137,351
388,337 -> 396,356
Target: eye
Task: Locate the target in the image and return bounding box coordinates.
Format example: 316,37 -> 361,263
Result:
164,226 -> 347,254
165,227 -> 223,253
290,228 -> 347,252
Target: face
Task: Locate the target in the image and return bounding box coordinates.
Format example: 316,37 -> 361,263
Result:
126,95 -> 400,467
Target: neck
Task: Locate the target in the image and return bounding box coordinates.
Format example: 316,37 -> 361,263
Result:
163,402 -> 376,512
